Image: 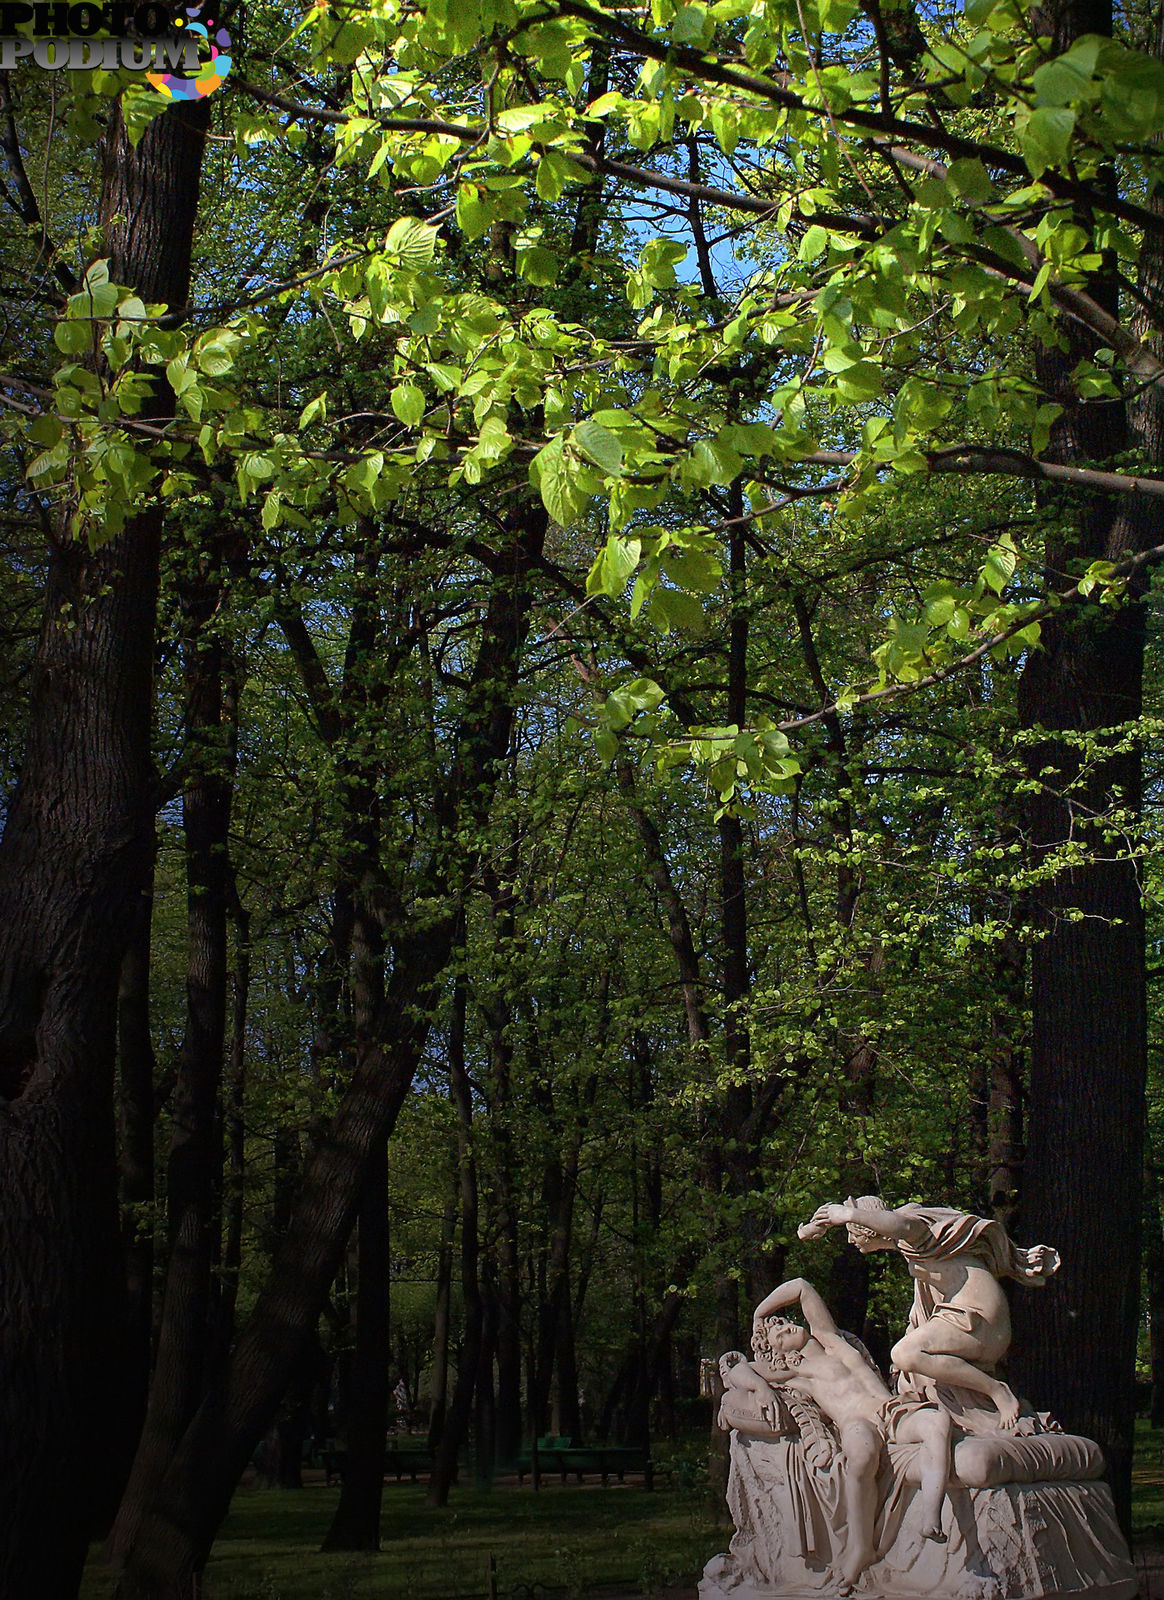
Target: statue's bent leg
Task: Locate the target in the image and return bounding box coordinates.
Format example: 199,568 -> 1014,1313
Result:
836,1418 -> 882,1593
891,1331 -> 1020,1429
893,1406 -> 952,1540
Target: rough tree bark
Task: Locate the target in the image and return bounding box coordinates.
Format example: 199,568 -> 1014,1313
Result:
111,535 -> 237,1560
0,97 -> 209,1599
1010,0 -> 1162,1526
116,860 -> 159,1484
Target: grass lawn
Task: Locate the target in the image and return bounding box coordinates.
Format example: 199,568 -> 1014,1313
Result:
1133,1421 -> 1164,1540
81,1477 -> 725,1599
79,1423 -> 1164,1600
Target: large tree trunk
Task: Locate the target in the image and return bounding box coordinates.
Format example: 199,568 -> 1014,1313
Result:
116,859 -> 159,1489
1011,12 -> 1161,1514
112,539 -> 237,1560
217,875 -> 250,1348
0,98 -> 208,1598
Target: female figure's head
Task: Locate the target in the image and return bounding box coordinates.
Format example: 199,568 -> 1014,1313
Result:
846,1194 -> 892,1252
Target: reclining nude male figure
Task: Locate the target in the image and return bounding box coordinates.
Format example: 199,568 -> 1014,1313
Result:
798,1198 -> 1060,1431
722,1277 -> 953,1593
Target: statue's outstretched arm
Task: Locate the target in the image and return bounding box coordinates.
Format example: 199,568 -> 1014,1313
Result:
754,1277 -> 837,1338
798,1200 -> 927,1246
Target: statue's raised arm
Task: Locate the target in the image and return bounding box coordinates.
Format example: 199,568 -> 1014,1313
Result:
797,1197 -> 1060,1430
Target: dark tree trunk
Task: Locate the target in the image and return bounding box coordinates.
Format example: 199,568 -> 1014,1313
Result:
0,97 -> 209,1598
428,1192 -> 456,1452
323,1136 -> 391,1550
114,507 -> 545,1599
111,537 -> 237,1562
1011,23 -> 1161,1516
1145,1149 -> 1164,1429
218,878 -> 250,1346
479,853 -> 525,1463
474,1279 -> 498,1490
988,934 -> 1025,1228
493,1222 -> 524,1463
428,981 -> 483,1507
116,858 -> 158,1484
554,1266 -> 583,1444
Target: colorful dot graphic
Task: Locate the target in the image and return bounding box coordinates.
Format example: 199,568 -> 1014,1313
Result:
147,4 -> 232,99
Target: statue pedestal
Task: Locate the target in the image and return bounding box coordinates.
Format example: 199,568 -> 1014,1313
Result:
699,1434 -> 1137,1600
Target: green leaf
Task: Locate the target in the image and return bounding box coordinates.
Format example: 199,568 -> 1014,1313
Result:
799,225 -> 829,261
386,215 -> 440,265
1032,36 -> 1101,106
456,185 -> 492,241
517,246 -> 560,286
983,534 -> 1018,594
648,587 -> 708,635
573,419 -> 623,474
27,415 -> 62,447
194,336 -> 238,377
586,533 -> 641,596
54,320 -> 93,356
946,159 -> 993,204
531,434 -> 591,526
1020,107 -> 1076,175
391,383 -> 426,426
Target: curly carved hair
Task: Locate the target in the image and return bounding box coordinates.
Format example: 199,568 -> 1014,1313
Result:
751,1314 -> 803,1370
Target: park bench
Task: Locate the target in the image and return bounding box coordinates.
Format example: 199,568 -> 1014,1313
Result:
513,1436 -> 654,1488
321,1441 -> 435,1485
383,1442 -> 435,1480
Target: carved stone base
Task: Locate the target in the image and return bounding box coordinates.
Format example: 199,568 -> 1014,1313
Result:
699,1436 -> 1137,1600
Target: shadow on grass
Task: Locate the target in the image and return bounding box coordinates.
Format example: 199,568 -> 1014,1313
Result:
82,1481 -> 724,1599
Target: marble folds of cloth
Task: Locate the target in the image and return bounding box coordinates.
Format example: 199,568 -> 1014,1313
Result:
698,1430 -> 1138,1600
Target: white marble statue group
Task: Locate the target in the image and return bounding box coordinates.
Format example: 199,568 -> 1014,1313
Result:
701,1198 -> 1138,1600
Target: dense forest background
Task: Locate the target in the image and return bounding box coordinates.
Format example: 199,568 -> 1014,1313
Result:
3,0 -> 1164,1595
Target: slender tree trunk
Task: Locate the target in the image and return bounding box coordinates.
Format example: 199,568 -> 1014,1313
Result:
479,853 -> 525,1463
475,1276 -> 498,1489
323,1136 -> 391,1549
428,981 -> 483,1507
988,933 -> 1025,1228
428,1192 -> 456,1452
0,97 -> 209,1598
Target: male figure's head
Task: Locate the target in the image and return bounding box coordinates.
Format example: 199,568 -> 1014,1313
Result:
752,1314 -> 809,1370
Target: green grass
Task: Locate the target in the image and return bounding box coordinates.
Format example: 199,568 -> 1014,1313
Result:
1133,1420 -> 1164,1540
81,1480 -> 725,1599
80,1420 -> 1164,1599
